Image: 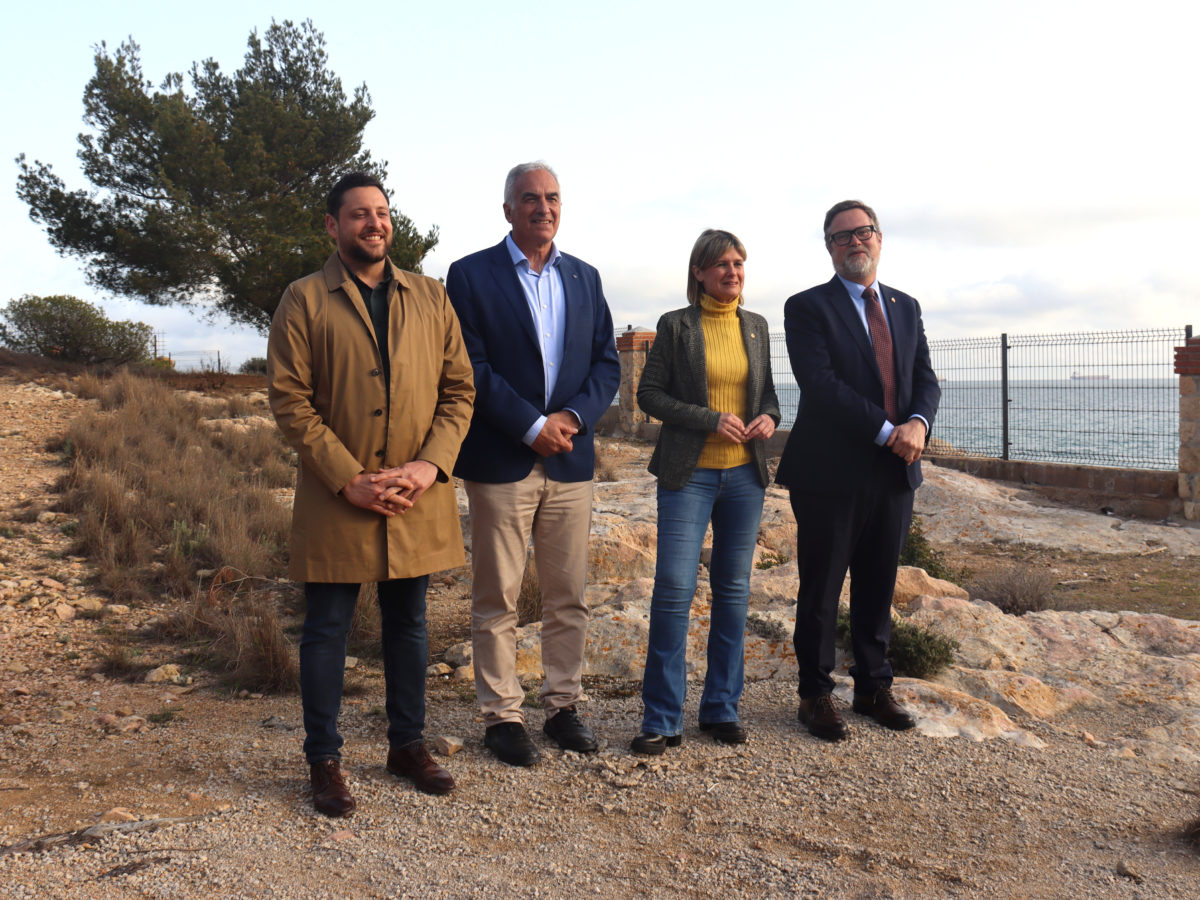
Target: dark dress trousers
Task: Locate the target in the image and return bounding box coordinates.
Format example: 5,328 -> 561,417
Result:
775,276 -> 940,697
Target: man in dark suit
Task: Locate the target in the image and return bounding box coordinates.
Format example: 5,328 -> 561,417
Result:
446,162 -> 619,766
776,200 -> 940,741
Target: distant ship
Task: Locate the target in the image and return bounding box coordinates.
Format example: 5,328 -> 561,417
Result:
1070,372 -> 1110,380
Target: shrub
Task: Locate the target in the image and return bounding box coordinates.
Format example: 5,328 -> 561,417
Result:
899,514 -> 956,581
0,294 -> 152,364
755,551 -> 790,570
968,565 -> 1058,616
95,638 -> 150,681
836,608 -> 958,679
239,357 -> 268,375
1185,815 -> 1200,852
886,619 -> 959,679
159,568 -> 298,692
347,583 -> 382,658
517,554 -> 542,626
746,612 -> 789,642
54,370 -> 290,602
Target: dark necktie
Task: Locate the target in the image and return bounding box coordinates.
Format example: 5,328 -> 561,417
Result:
863,287 -> 898,422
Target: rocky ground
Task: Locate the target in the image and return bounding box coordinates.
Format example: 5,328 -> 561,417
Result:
1,373 -> 1199,898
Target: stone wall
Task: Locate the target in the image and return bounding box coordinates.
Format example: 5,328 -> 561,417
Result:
614,329 -> 655,436
1176,336 -> 1200,520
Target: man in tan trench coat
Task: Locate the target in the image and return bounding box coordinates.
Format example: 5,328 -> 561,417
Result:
268,173 -> 474,817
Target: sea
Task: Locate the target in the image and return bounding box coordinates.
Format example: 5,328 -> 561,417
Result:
773,378 -> 1179,471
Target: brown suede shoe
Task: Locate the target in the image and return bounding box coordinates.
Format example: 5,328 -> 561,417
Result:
798,693 -> 848,741
386,741 -> 456,795
310,759 -> 355,817
852,687 -> 917,731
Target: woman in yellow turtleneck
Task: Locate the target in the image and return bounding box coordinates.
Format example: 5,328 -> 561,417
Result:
631,230 -> 781,755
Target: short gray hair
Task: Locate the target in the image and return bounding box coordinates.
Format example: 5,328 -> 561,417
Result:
504,161 -> 559,207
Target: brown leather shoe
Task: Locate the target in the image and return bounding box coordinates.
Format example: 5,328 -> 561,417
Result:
852,687 -> 917,731
386,741 -> 455,795
310,759 -> 355,817
798,694 -> 848,741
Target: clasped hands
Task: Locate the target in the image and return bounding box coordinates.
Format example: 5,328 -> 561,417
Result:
886,418 -> 927,466
342,460 -> 438,517
715,412 -> 775,444
531,410 -> 581,457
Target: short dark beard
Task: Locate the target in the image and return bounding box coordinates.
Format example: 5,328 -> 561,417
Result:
345,233 -> 392,265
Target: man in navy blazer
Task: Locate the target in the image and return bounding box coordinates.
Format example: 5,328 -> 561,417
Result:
446,162 -> 619,766
776,200 -> 940,741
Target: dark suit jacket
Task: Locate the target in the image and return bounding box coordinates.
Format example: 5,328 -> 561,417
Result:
638,305 -> 781,490
446,239 -> 620,484
775,276 -> 940,494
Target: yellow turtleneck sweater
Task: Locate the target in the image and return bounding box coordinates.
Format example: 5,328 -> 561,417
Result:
697,293 -> 752,470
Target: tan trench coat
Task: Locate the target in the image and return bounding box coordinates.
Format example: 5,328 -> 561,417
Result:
267,254 -> 475,582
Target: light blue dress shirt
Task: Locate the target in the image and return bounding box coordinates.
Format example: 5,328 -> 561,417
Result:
506,233 -> 570,446
836,275 -> 929,445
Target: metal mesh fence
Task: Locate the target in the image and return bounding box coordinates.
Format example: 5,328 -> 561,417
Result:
768,325 -> 1191,471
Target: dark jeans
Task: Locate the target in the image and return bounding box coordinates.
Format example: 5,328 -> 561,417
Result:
301,577 -> 430,762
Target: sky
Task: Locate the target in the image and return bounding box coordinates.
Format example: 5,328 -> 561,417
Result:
2,0 -> 1196,370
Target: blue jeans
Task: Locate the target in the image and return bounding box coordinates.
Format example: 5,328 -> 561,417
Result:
301,577 -> 430,762
640,464 -> 765,736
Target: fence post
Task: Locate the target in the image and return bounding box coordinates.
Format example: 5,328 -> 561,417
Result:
615,329 -> 655,436
1000,332 -> 1010,460
1177,333 -> 1200,521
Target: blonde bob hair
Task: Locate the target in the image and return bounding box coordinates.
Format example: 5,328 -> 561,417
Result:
686,229 -> 747,306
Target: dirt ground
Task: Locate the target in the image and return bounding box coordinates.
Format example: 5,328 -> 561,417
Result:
937,542 -> 1200,621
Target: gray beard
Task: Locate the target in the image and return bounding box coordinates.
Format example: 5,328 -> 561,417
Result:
839,252 -> 876,280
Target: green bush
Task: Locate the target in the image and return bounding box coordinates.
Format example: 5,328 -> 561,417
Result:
836,608 -> 958,679
239,356 -> 268,375
900,514 -> 956,581
0,294 -> 152,365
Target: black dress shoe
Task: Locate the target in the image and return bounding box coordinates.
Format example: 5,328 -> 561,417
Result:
699,721 -> 748,744
630,731 -> 682,755
309,759 -> 356,817
852,688 -> 917,731
484,722 -> 540,767
798,694 -> 848,741
543,706 -> 599,753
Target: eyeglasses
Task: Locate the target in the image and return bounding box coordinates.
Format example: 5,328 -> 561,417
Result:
826,225 -> 878,246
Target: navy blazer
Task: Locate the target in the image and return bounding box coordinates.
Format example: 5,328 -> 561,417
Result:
775,276 -> 940,494
446,239 -> 620,484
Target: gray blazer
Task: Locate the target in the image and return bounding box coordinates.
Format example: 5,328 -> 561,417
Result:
639,305 -> 781,490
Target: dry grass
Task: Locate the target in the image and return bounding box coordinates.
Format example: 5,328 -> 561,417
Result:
517,554 -> 542,626
347,583 -> 383,658
94,638 -> 152,681
51,370 -> 292,603
158,568 -> 298,692
968,565 -> 1059,616
1185,815 -> 1200,853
